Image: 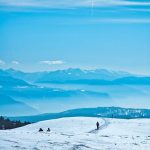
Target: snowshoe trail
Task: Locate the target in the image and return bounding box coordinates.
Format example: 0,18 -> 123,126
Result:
88,118 -> 109,134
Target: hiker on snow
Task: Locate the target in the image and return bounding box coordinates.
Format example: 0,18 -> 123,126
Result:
96,121 -> 100,130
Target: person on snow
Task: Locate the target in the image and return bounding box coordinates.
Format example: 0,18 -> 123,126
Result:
39,128 -> 43,132
47,128 -> 51,132
96,121 -> 100,130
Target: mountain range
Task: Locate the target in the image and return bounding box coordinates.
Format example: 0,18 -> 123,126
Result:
0,68 -> 150,116
5,68 -> 132,83
1,68 -> 150,86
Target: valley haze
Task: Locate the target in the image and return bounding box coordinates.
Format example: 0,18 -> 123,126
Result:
0,68 -> 150,116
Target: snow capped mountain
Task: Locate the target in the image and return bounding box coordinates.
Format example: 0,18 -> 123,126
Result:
0,117 -> 150,150
36,68 -> 133,83
4,68 -> 132,83
1,68 -> 150,87
5,68 -> 46,82
3,68 -> 150,85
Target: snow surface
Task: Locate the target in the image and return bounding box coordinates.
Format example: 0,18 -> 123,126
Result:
0,117 -> 150,150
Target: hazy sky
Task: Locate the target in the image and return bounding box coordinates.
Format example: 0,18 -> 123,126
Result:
0,0 -> 150,74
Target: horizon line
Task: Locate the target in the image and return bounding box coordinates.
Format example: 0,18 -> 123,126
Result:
1,66 -> 149,76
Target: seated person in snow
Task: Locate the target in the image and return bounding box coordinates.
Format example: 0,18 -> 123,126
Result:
47,128 -> 51,132
39,128 -> 43,132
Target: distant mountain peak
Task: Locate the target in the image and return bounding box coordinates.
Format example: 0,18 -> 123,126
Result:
1,67 -> 136,83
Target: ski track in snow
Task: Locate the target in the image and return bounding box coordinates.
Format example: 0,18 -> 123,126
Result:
88,118 -> 110,134
0,117 -> 150,150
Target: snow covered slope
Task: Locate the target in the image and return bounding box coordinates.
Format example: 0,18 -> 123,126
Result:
0,117 -> 150,150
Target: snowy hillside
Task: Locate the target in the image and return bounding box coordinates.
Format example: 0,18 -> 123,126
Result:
0,117 -> 150,150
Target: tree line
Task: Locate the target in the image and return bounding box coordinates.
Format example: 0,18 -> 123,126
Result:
0,116 -> 30,130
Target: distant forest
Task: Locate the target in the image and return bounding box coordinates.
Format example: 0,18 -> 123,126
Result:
0,116 -> 30,130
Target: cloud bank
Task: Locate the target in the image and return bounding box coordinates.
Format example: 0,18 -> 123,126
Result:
0,59 -> 5,65
40,60 -> 64,65
12,60 -> 20,65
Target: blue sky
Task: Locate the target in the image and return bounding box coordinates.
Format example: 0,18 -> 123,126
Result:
0,0 -> 150,74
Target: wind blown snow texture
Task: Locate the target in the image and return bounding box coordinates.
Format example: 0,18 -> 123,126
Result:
0,117 -> 150,150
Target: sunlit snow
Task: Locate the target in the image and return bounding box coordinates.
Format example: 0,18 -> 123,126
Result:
0,117 -> 150,150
